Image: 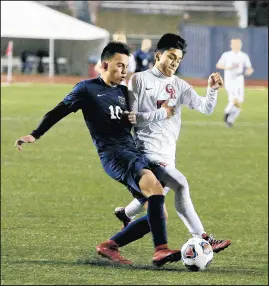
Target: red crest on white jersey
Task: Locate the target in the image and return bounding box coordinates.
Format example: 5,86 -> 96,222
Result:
166,84 -> 176,99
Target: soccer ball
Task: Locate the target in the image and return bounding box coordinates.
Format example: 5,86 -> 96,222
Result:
181,237 -> 213,272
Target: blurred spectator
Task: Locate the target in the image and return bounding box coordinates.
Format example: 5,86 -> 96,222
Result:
134,38 -> 154,72
88,1 -> 100,25
67,1 -> 76,17
94,31 -> 136,83
182,13 -> 190,24
248,0 -> 268,26
67,1 -> 100,25
178,13 -> 190,35
88,56 -> 99,78
20,50 -> 33,74
36,50 -> 49,74
54,56 -> 59,75
112,31 -> 136,79
71,1 -> 91,24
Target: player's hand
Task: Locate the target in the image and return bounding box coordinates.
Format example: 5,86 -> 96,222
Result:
208,72 -> 223,90
244,68 -> 254,76
161,100 -> 175,118
124,111 -> 137,124
226,63 -> 238,70
15,135 -> 36,151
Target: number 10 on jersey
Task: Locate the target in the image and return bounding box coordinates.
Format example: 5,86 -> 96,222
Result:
109,105 -> 123,119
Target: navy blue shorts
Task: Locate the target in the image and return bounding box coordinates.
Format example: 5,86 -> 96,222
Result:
100,148 -> 165,205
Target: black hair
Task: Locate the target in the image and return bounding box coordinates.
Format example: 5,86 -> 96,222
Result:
101,41 -> 131,61
155,33 -> 187,56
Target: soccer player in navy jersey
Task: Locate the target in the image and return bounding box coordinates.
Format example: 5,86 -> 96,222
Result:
15,41 -> 182,266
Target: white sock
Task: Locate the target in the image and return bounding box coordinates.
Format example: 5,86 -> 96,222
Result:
125,198 -> 145,219
159,166 -> 205,236
224,102 -> 234,114
175,190 -> 205,236
226,105 -> 237,123
227,106 -> 241,124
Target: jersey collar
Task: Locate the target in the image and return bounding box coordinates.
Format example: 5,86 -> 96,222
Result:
149,66 -> 169,79
98,76 -> 118,88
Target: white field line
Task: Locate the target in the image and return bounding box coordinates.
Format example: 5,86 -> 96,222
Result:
182,121 -> 268,127
1,82 -> 70,87
1,82 -> 32,87
246,87 -> 267,91
1,82 -> 268,90
1,117 -> 267,128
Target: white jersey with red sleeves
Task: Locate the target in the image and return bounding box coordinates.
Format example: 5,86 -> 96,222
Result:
128,67 -> 218,164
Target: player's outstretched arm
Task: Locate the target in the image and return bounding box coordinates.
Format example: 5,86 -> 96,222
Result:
15,81 -> 87,151
14,102 -> 73,151
180,72 -> 223,115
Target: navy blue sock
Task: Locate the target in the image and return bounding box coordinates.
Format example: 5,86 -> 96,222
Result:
147,195 -> 167,247
110,215 -> 150,247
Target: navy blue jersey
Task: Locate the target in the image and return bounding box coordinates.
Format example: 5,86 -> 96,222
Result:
63,77 -> 136,153
62,77 -> 165,197
31,76 -> 165,202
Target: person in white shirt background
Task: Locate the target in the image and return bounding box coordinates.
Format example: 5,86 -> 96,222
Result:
94,31 -> 136,85
114,33 -> 231,253
216,37 -> 254,127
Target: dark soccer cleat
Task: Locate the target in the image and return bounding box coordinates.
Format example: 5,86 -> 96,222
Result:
202,233 -> 231,253
96,240 -> 133,265
225,121 -> 233,128
224,114 -> 233,128
114,207 -> 131,228
152,245 -> 182,267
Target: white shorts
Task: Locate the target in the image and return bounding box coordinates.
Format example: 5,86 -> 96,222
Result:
225,85 -> 245,103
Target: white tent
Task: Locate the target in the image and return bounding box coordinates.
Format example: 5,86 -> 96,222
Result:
1,1 -> 110,76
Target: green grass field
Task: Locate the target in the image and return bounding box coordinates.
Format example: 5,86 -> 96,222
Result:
1,83 -> 268,285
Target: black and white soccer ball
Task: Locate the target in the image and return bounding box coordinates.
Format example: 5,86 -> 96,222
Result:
181,237 -> 213,272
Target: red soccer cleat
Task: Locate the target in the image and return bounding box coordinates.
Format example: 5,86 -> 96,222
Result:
202,233 -> 232,253
152,244 -> 182,267
96,240 -> 132,265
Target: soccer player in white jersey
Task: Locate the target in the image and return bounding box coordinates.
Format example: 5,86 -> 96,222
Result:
216,37 -> 254,127
114,33 -> 231,253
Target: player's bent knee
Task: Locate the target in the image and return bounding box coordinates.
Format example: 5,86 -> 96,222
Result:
139,169 -> 164,197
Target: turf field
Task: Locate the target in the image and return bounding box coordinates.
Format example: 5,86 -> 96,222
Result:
1,83 -> 268,285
